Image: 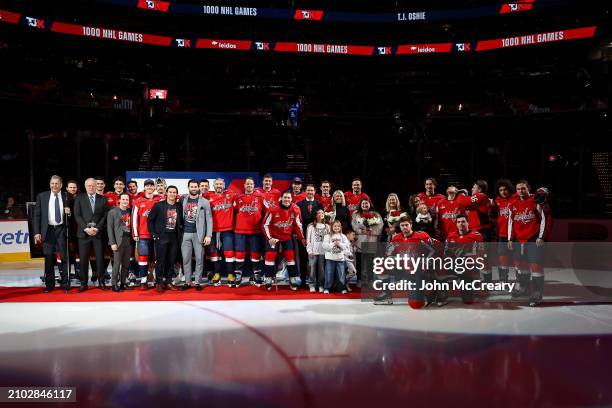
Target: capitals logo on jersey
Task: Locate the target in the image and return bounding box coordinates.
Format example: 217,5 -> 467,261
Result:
25,17 -> 45,29
513,208 -> 536,224
238,201 -> 260,215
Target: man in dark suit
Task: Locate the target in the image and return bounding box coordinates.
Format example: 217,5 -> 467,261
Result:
296,184 -> 323,286
73,177 -> 109,291
33,175 -> 71,293
147,185 -> 183,293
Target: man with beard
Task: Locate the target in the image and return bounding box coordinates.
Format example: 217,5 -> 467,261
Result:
208,178 -> 236,286
180,179 -> 212,290
344,178 -> 370,216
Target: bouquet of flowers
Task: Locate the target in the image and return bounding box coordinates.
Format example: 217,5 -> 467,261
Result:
361,211 -> 380,227
386,210 -> 404,225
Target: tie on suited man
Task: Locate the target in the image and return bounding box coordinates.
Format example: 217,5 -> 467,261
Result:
73,178 -> 109,292
33,175 -> 71,293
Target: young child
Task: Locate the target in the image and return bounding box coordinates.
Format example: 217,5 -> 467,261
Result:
322,220 -> 351,294
414,203 -> 435,236
306,209 -> 330,293
344,229 -> 357,292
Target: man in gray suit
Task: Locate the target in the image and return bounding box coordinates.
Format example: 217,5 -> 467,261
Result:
73,177 -> 108,291
107,193 -> 134,292
180,179 -> 213,290
33,175 -> 71,293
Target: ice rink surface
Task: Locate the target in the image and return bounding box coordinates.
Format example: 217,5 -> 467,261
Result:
1,263 -> 611,407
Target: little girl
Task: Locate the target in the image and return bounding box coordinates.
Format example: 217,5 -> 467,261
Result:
322,220 -> 351,294
306,209 -> 330,293
414,203 -> 435,236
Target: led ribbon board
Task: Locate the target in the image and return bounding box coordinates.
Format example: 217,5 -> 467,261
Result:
0,9 -> 597,57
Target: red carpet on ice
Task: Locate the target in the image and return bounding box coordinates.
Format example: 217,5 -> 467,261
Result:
0,286 -> 362,303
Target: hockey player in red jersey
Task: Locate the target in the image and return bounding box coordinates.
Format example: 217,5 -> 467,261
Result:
262,191 -> 306,291
417,177 -> 445,213
508,180 -> 551,307
127,180 -> 145,205
104,176 -> 126,208
438,214 -> 485,306
290,177 -> 306,203
437,185 -> 461,241
132,179 -> 162,289
344,178 -> 371,216
494,179 -> 518,284
315,180 -> 333,212
456,179 -> 493,283
234,177 -> 265,287
374,216 -> 439,308
255,173 -> 281,211
208,178 -> 237,286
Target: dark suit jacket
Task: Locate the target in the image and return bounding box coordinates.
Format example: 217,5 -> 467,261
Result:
33,190 -> 69,239
73,193 -> 108,239
147,200 -> 184,239
297,198 -> 323,235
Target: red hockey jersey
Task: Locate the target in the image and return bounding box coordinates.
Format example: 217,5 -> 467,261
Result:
344,191 -> 371,215
417,192 -> 445,212
445,230 -> 484,258
104,191 -> 121,208
255,187 -> 281,210
131,195 -> 162,239
456,192 -> 491,232
234,191 -> 265,234
494,194 -> 519,238
262,203 -> 304,242
508,195 -> 548,243
437,198 -> 461,240
391,231 -> 439,264
209,191 -> 236,232
292,191 -> 307,203
315,194 -> 333,212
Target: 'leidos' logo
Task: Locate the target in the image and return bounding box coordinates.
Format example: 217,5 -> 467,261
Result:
26,17 -> 44,29
175,38 -> 191,48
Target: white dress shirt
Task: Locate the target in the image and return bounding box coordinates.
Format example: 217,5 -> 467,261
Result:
48,191 -> 64,226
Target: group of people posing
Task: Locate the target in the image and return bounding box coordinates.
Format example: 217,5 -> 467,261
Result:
32,173 -> 552,306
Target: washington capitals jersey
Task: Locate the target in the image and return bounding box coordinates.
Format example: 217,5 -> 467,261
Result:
262,203 -> 304,242
209,191 -> 236,232
234,191 -> 265,234
344,191 -> 370,215
494,194 -> 519,238
437,198 -> 461,240
255,187 -> 281,210
508,195 -> 547,243
417,192 -> 445,212
132,195 -> 162,239
456,192 -> 491,232
315,194 -> 333,212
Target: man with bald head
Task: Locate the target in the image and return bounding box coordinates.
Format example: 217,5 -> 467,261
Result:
74,177 -> 109,291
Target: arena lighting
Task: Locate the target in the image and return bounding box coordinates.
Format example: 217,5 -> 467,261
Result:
458,103 -> 463,111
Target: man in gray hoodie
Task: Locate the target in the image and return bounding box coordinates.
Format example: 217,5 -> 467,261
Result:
181,179 -> 213,290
